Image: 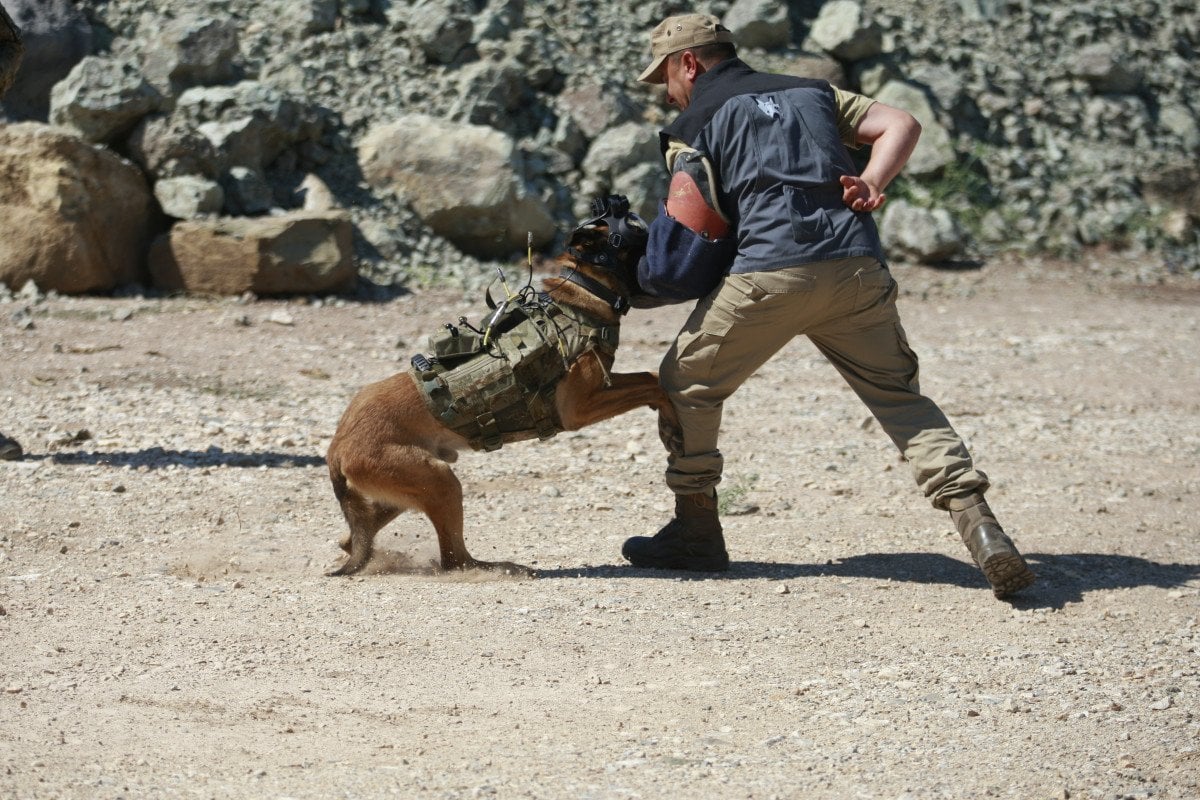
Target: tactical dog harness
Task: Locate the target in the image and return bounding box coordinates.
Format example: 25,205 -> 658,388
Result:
409,196 -> 643,452
411,293 -> 619,451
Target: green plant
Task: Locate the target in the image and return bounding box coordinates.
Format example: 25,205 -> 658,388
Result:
718,472 -> 759,515
889,144 -> 998,234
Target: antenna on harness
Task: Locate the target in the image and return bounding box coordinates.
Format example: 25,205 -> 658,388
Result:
482,267 -> 513,348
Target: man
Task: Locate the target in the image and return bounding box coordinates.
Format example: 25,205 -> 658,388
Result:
621,13 -> 1036,599
0,3 -> 22,461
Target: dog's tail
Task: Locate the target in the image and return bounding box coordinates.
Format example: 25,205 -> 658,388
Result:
328,448 -> 350,504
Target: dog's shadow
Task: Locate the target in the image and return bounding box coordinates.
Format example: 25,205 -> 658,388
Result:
536,552 -> 1200,610
19,446 -> 325,469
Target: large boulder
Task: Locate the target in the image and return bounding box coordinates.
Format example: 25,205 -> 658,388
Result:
874,80 -> 956,177
139,16 -> 240,98
583,122 -> 661,183
780,52 -> 848,87
448,58 -> 528,128
0,0 -> 92,120
578,122 -> 665,220
723,0 -> 792,50
276,0 -> 339,38
126,81 -> 325,212
175,82 -> 323,171
0,123 -> 153,293
148,211 -> 356,295
359,113 -> 555,257
1070,42 -> 1142,95
806,0 -> 882,62
154,175 -> 225,220
48,55 -> 161,144
556,81 -> 639,140
405,0 -> 474,64
881,199 -> 967,263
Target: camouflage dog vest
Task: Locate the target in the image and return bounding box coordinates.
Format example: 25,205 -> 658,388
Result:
411,296 -> 618,452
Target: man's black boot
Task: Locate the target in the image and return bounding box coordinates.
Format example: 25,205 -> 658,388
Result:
948,494 -> 1036,599
622,491 -> 730,571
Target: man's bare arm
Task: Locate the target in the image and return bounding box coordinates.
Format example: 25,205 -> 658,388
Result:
840,101 -> 922,213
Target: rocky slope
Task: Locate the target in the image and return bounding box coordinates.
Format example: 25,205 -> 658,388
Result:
1,0 -> 1197,291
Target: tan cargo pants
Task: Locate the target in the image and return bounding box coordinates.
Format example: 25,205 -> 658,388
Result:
659,256 -> 989,510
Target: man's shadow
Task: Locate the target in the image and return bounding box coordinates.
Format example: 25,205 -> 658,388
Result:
536,553 -> 1200,610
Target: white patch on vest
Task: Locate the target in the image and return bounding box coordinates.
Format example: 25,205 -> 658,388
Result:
756,95 -> 781,119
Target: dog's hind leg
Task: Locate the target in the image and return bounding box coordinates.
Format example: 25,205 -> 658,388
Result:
327,489 -> 401,576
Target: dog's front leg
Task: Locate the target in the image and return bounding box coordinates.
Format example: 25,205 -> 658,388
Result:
556,354 -> 674,431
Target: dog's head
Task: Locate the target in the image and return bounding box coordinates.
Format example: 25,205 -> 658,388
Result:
564,195 -> 649,291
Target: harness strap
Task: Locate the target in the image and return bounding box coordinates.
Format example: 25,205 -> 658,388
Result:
475,411 -> 503,452
557,268 -> 630,315
525,389 -> 559,441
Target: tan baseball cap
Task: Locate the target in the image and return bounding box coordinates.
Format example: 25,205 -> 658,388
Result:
637,13 -> 734,84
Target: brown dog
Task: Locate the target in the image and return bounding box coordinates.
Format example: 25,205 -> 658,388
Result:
325,197 -> 674,576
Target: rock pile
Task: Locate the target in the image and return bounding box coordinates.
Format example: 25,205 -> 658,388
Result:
0,0 -> 1196,294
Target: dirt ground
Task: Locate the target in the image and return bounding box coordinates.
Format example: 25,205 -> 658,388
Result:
1,255 -> 1198,799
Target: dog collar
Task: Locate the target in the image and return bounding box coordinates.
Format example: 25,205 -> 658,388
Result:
556,268 -> 629,315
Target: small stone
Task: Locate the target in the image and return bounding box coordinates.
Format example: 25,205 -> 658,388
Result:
267,311 -> 296,326
112,308 -> 134,322
540,485 -> 561,498
1149,697 -> 1172,710
776,583 -> 790,595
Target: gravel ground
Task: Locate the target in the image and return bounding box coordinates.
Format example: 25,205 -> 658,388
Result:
1,255 -> 1198,799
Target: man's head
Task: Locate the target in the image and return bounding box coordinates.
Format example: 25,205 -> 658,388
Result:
638,13 -> 735,108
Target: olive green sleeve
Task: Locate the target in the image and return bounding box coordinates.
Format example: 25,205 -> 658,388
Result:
663,137 -> 691,171
833,86 -> 876,149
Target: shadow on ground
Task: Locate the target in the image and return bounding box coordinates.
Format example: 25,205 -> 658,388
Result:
23,446 -> 325,469
536,553 -> 1200,609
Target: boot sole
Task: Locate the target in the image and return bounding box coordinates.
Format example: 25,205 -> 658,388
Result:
981,552 -> 1036,599
622,546 -> 730,572
626,556 -> 730,572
